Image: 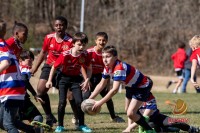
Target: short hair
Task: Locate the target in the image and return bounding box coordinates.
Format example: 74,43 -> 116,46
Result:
55,16 -> 68,27
12,21 -> 28,35
189,35 -> 200,47
72,32 -> 88,45
102,45 -> 118,56
0,19 -> 6,36
20,50 -> 34,61
96,32 -> 108,41
178,41 -> 186,48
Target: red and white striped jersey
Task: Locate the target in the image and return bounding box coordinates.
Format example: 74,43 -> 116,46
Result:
102,60 -> 149,88
0,39 -> 25,103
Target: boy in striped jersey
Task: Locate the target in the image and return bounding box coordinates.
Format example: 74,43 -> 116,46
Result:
89,45 -> 155,133
0,19 -> 26,133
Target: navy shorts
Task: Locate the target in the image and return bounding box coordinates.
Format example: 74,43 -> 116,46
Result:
39,63 -> 61,88
125,78 -> 153,102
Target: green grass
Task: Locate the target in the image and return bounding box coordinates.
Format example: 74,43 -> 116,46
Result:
32,91 -> 200,133
1,91 -> 200,133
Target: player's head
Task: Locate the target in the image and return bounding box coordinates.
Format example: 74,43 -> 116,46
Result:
0,19 -> 6,38
189,35 -> 200,51
177,41 -> 185,49
12,21 -> 28,44
72,32 -> 88,52
95,32 -> 108,49
19,50 -> 34,67
102,45 -> 118,68
54,16 -> 68,35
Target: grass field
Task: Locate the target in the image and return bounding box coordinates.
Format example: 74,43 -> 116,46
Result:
30,91 -> 200,133
1,74 -> 200,133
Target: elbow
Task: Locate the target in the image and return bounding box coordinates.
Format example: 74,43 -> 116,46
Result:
113,90 -> 118,95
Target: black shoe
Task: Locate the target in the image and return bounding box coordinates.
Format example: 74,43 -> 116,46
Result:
166,81 -> 172,89
46,114 -> 57,127
195,88 -> 200,93
189,126 -> 200,133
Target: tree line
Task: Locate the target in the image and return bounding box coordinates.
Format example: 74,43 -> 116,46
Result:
1,0 -> 200,75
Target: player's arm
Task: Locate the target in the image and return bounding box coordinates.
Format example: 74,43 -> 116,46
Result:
31,49 -> 47,75
21,74 -> 36,96
89,77 -> 108,99
81,66 -> 87,80
0,60 -> 10,72
92,80 -> 121,111
46,66 -> 56,88
191,59 -> 198,86
80,64 -> 92,92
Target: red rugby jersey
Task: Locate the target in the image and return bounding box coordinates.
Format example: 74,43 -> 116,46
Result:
54,49 -> 90,76
87,46 -> 104,74
6,37 -> 23,59
42,32 -> 72,65
190,48 -> 200,66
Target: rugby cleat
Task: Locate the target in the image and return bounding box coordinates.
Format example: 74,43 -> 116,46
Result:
31,120 -> 52,132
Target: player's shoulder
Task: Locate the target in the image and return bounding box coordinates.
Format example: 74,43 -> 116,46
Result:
87,46 -> 95,52
64,33 -> 73,42
5,36 -> 15,46
0,41 -> 9,52
46,32 -> 55,39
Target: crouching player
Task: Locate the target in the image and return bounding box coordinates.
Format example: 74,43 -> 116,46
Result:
19,50 -> 51,131
89,45 -> 155,133
122,92 -> 200,133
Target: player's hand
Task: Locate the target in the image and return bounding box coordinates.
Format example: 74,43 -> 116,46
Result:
80,79 -> 91,92
190,78 -> 198,87
46,81 -> 52,88
92,100 -> 102,112
34,95 -> 45,104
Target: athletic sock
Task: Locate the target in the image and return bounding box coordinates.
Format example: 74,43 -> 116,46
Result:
135,116 -> 152,130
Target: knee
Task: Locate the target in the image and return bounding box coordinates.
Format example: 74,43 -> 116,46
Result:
37,85 -> 49,96
75,100 -> 82,108
58,101 -> 67,109
33,115 -> 43,122
67,91 -> 73,100
126,110 -> 134,118
37,89 -> 47,96
3,122 -> 16,132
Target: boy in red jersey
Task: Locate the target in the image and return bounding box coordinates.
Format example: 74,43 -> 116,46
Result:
189,35 -> 200,92
6,21 -> 28,59
167,42 -> 187,93
46,32 -> 92,133
83,32 -> 124,122
31,16 -> 73,126
89,46 -> 155,133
